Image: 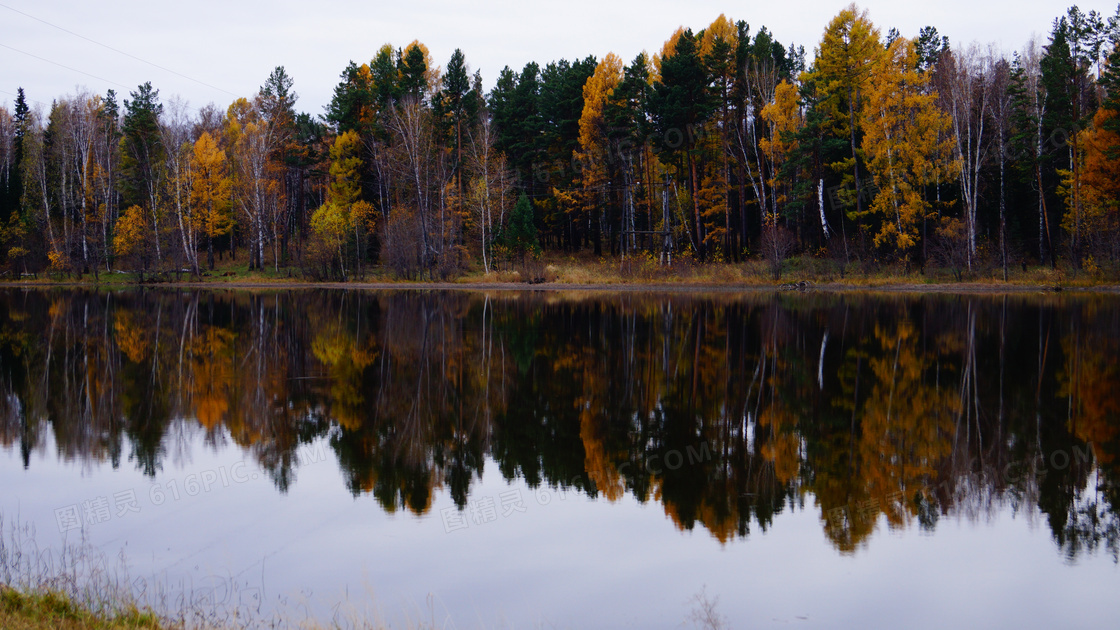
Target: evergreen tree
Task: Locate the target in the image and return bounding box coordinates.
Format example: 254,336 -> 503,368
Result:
604,52 -> 654,250
536,56 -> 596,249
539,57 -> 597,165
1097,24 -> 1120,146
1041,16 -> 1093,263
1008,50 -> 1053,265
398,43 -> 428,100
435,49 -> 476,233
260,66 -> 297,127
370,45 -> 401,110
2,88 -> 30,225
501,193 -> 539,262
488,66 -> 519,156
915,26 -> 949,74
120,82 -> 165,260
325,61 -> 375,135
259,66 -> 299,262
648,28 -> 716,258
505,63 -> 542,193
120,83 -> 164,212
97,89 -> 122,267
1042,20 -> 1076,150
605,53 -> 652,147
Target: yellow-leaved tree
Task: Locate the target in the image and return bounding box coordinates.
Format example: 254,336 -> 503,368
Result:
652,27 -> 687,80
698,14 -> 738,257
190,131 -> 233,271
805,4 -> 884,260
1059,107 -> 1120,268
575,52 -> 624,255
860,36 -> 953,262
224,97 -> 280,271
309,130 -> 369,277
760,79 -> 806,223
113,205 -> 151,275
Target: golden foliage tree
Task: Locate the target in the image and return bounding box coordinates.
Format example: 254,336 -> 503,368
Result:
309,130 -> 370,277
224,97 -> 281,271
576,52 -> 624,251
805,4 -> 883,246
860,37 -> 954,261
190,131 -> 233,270
113,205 -> 150,273
760,79 -> 806,223
1060,107 -> 1120,266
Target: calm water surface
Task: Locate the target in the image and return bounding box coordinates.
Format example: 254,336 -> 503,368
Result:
0,288 -> 1117,628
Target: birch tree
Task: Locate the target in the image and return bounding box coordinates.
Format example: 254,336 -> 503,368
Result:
161,96 -> 198,274
988,52 -> 1013,280
225,97 -> 278,271
467,114 -> 514,273
941,45 -> 991,268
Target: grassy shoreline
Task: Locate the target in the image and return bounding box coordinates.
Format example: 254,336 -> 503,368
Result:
3,254 -> 1120,293
4,280 -> 1117,295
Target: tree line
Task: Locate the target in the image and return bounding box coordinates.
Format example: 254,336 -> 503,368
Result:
0,3 -> 1118,280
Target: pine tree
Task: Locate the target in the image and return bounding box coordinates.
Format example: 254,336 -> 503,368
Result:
648,28 -> 716,258
604,53 -> 655,255
501,193 -> 539,262
1097,26 -> 1120,149
435,49 -> 476,246
1042,16 -> 1094,265
260,67 -> 297,128
508,63 -> 542,193
398,42 -> 430,101
1009,42 -> 1055,266
120,82 -> 164,260
3,88 -> 30,225
488,66 -> 519,158
915,26 -> 949,74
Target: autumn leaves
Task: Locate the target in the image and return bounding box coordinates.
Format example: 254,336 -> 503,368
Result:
5,4 -> 1118,279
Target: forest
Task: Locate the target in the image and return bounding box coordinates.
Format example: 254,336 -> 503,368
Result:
0,3 -> 1117,281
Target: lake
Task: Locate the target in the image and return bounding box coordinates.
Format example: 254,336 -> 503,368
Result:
1,288 -> 1117,628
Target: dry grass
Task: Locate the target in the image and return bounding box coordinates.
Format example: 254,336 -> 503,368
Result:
0,513 -> 441,630
455,252 -> 1120,292
0,588 -> 167,630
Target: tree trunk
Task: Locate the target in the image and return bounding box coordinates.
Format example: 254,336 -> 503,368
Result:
689,152 -> 702,260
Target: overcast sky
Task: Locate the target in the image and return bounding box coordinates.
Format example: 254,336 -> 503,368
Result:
3,0 -> 1116,118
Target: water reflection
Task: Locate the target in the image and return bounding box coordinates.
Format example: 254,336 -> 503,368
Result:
0,289 -> 1116,559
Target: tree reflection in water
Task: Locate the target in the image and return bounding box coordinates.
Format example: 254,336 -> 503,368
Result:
0,289 -> 1115,558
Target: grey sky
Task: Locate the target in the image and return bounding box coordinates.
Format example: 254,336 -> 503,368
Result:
2,0 -> 1115,117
